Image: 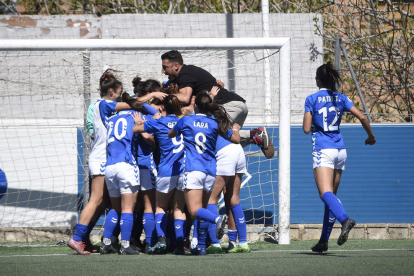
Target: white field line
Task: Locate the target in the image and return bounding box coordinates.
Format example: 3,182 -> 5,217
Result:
253,248 -> 413,253
0,248 -> 412,258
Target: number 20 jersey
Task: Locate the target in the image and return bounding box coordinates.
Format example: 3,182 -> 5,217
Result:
106,110 -> 137,167
304,88 -> 354,150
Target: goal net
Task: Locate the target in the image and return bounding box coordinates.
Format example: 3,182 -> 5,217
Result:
0,38 -> 291,246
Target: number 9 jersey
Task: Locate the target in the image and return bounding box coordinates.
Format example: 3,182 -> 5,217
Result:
304,88 -> 354,150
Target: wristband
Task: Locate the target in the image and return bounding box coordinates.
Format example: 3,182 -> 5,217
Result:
232,129 -> 239,132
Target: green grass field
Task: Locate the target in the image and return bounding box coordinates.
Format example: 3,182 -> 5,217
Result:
1,240 -> 413,276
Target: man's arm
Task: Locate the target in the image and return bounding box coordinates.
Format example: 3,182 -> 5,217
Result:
175,87 -> 193,105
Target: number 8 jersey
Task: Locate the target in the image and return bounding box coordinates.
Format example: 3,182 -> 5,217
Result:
304,88 -> 354,150
173,114 -> 232,177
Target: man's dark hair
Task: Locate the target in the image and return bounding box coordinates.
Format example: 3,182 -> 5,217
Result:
161,50 -> 183,65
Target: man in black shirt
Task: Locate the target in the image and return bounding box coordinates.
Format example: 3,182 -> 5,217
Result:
161,50 -> 274,159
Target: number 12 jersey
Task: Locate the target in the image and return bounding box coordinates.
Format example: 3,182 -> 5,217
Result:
304,88 -> 354,150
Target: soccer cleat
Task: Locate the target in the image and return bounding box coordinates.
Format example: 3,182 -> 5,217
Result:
206,245 -> 222,254
338,218 -> 355,246
67,237 -> 91,255
311,240 -> 328,253
119,245 -> 140,255
190,246 -> 207,256
215,215 -> 228,240
253,127 -> 275,159
227,242 -> 236,252
83,239 -> 99,253
143,242 -> 151,254
228,244 -> 251,253
173,241 -> 186,255
147,237 -> 167,255
129,241 -> 142,253
100,243 -> 119,254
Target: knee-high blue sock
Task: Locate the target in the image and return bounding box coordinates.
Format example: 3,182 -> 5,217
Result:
83,221 -> 95,241
120,213 -> 134,243
196,208 -> 218,224
207,204 -> 220,245
73,223 -> 88,242
103,209 -> 119,239
174,219 -> 186,242
321,192 -> 349,223
231,204 -> 247,245
143,212 -> 155,245
112,220 -> 121,243
197,220 -> 209,248
167,218 -> 176,244
320,203 -> 335,241
192,220 -> 198,239
155,213 -> 167,237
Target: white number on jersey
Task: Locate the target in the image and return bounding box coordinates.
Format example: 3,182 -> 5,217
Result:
107,117 -> 128,144
318,106 -> 340,131
195,132 -> 207,154
172,134 -> 184,153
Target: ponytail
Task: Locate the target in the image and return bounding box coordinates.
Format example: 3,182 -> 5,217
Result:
122,92 -> 143,111
195,92 -> 231,136
161,83 -> 179,95
316,61 -> 341,91
164,95 -> 183,118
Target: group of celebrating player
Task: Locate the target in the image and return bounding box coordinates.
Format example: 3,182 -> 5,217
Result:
67,50 -> 274,255
67,49 -> 376,256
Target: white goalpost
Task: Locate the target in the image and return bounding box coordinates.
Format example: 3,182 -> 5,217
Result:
0,37 -> 291,245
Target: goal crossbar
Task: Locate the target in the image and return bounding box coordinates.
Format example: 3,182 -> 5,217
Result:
0,37 -> 290,51
1,37 -> 291,244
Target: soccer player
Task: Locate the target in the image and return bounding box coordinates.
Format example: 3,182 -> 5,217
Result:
68,71 -> 144,255
168,92 -> 241,255
131,77 -> 162,252
161,50 -> 275,159
303,62 -> 376,252
132,95 -> 187,255
100,108 -> 142,255
205,128 -> 250,254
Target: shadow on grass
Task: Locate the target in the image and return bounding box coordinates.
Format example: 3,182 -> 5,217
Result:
294,252 -> 348,257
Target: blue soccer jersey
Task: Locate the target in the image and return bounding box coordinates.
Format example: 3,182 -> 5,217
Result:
304,89 -> 354,150
144,114 -> 184,177
106,110 -> 137,166
134,113 -> 155,170
173,114 -> 233,177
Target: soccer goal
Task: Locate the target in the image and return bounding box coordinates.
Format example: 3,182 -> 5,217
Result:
0,38 -> 291,246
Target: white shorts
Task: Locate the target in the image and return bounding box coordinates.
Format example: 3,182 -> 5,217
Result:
140,168 -> 157,191
183,171 -> 216,192
89,160 -> 106,176
156,175 -> 184,193
105,162 -> 140,197
313,149 -> 347,170
216,143 -> 246,176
